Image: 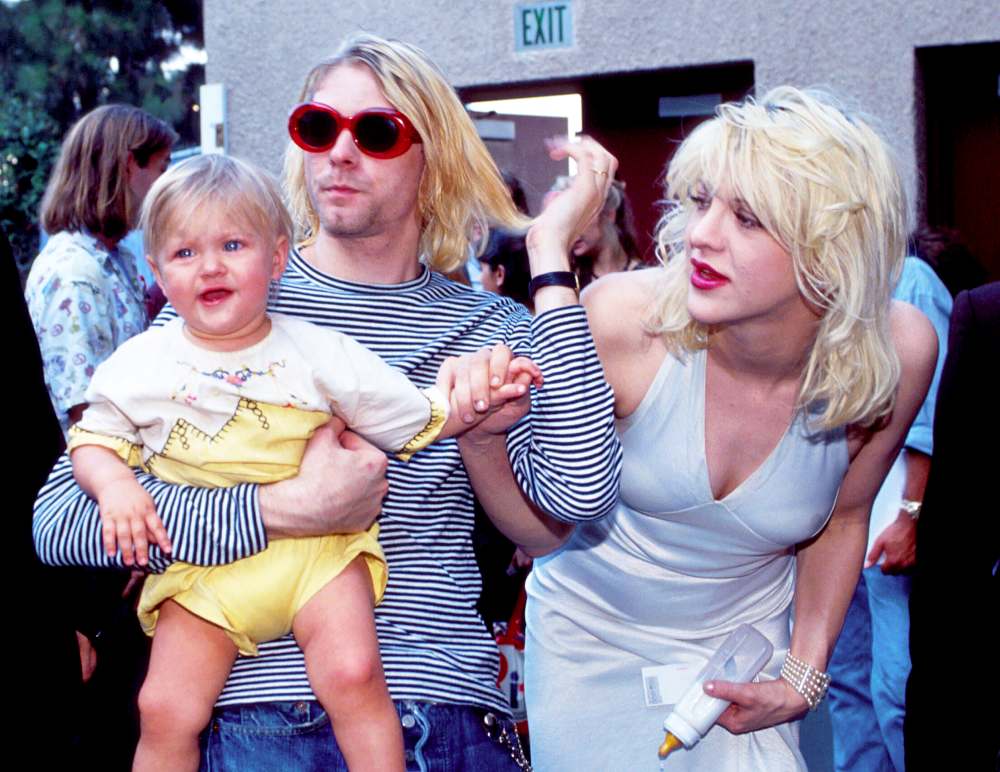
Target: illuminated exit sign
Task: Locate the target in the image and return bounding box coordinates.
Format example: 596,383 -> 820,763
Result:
515,1 -> 574,51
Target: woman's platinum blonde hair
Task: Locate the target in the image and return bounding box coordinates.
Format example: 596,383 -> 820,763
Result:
283,33 -> 528,272
140,154 -> 293,262
648,86 -> 907,429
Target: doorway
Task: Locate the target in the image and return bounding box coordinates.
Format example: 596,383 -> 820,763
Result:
917,41 -> 1000,281
463,61 -> 754,261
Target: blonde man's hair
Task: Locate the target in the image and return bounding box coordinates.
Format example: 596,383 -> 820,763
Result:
41,104 -> 176,241
282,33 -> 528,272
140,154 -> 293,262
648,86 -> 907,429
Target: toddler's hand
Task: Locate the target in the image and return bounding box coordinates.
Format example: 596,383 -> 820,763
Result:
495,356 -> 543,399
471,355 -> 542,436
97,478 -> 172,567
437,345 -> 543,438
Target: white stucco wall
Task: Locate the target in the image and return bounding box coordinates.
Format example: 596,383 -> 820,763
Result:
205,0 -> 999,209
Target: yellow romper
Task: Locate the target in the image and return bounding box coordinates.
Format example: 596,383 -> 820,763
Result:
68,314 -> 447,655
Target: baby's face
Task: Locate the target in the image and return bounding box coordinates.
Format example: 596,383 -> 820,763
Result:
149,209 -> 288,352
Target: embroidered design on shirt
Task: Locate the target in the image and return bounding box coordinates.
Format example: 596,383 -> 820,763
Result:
192,359 -> 287,387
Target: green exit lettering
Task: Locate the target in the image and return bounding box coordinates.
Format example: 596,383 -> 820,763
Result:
519,3 -> 570,49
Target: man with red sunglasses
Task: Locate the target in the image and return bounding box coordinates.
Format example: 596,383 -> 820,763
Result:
35,32 -> 620,771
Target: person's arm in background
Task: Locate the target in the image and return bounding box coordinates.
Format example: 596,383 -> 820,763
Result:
25,262 -> 115,430
866,258 -> 952,572
12,230 -> 102,761
864,449 -> 928,571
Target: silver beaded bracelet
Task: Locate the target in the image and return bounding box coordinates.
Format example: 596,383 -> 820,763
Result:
780,653 -> 831,711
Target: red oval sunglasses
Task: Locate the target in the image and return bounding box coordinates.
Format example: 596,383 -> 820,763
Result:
288,102 -> 421,159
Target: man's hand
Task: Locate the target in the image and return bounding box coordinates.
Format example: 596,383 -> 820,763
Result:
865,513 -> 917,573
259,420 -> 389,538
866,448 -> 928,573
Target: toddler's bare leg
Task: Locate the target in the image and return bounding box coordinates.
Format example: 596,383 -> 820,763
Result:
133,600 -> 237,772
293,557 -> 404,772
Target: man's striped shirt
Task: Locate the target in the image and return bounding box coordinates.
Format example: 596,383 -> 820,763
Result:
34,250 -> 622,711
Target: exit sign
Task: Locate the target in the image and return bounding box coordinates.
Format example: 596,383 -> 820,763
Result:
515,1 -> 574,51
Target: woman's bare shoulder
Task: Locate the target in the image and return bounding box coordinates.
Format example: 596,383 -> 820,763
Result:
582,268 -> 667,415
582,267 -> 662,349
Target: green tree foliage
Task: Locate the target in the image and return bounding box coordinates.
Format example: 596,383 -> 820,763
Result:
0,97 -> 60,274
1,0 -> 203,272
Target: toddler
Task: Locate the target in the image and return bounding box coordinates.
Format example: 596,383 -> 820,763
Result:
69,154 -> 538,772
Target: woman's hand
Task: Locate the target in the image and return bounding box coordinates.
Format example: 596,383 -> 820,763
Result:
527,136 -> 618,275
703,677 -> 809,734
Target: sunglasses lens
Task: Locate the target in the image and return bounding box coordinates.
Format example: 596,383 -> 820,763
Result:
296,108 -> 339,150
290,104 -> 416,157
354,113 -> 403,155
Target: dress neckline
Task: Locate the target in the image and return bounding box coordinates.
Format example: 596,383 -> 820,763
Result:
695,348 -> 797,504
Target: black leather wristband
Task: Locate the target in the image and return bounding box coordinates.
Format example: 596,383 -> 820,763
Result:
528,271 -> 579,299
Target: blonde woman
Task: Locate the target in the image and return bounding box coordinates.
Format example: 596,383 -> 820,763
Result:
26,104 -> 176,434
524,88 -> 938,770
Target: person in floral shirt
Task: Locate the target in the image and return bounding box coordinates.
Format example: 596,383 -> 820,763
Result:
26,104 -> 175,434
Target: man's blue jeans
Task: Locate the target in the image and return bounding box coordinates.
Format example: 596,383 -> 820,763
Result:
827,566 -> 912,772
200,699 -> 523,771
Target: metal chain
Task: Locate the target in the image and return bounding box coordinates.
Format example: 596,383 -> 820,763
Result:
483,712 -> 532,771
499,721 -> 532,771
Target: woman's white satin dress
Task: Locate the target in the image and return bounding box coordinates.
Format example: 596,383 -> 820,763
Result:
526,349 -> 849,771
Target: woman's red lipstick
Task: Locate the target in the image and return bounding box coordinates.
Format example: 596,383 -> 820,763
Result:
690,258 -> 729,290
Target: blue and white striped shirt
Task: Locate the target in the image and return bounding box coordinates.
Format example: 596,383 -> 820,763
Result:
34,250 -> 622,711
